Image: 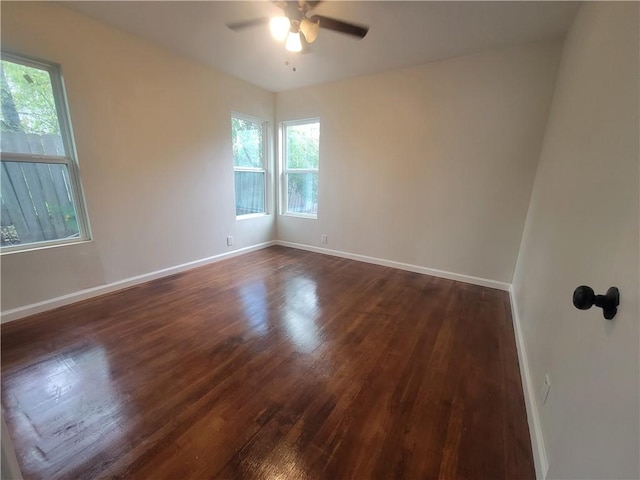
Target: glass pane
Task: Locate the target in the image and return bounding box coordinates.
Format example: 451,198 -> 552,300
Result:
235,171 -> 265,216
286,121 -> 319,169
1,161 -> 79,247
1,59 -> 65,155
232,117 -> 263,168
287,172 -> 318,215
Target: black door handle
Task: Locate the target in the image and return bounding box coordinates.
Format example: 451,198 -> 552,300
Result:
572,286 -> 620,320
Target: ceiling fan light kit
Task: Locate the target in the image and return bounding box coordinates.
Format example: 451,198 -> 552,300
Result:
269,16 -> 291,41
271,14 -> 307,52
285,31 -> 303,52
227,1 -> 369,55
300,18 -> 320,43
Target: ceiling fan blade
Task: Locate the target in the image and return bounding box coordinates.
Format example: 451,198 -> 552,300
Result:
226,17 -> 270,31
309,15 -> 368,39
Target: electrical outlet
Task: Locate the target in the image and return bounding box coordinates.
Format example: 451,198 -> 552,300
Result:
321,234 -> 327,244
226,236 -> 233,246
540,374 -> 551,405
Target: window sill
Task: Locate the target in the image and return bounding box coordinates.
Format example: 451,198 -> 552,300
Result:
1,237 -> 92,255
280,212 -> 317,220
236,213 -> 269,221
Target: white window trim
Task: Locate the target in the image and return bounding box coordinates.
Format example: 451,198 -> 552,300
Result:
1,52 -> 92,254
231,112 -> 269,219
280,117 -> 320,219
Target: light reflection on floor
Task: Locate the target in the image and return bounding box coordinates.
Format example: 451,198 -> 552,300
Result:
2,344 -> 129,475
282,275 -> 321,353
238,279 -> 269,335
238,273 -> 322,354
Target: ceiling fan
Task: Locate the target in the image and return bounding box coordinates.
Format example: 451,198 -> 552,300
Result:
226,1 -> 369,53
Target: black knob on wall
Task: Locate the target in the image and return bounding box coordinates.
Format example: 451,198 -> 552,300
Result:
572,286 -> 620,320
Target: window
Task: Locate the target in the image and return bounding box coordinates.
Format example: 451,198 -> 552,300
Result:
231,115 -> 267,217
1,53 -> 90,252
282,119 -> 320,217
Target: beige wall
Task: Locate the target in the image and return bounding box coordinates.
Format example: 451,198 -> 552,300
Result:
513,2 -> 639,478
1,2 -> 276,311
1,8 -> 561,311
276,41 -> 561,283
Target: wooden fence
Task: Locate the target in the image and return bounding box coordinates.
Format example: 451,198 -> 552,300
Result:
234,171 -> 265,216
1,130 -> 65,156
1,131 -> 79,247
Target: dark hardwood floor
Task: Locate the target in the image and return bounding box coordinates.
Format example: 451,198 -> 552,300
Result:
1,246 -> 534,479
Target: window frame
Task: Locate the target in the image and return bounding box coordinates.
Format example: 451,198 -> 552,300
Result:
280,118 -> 320,219
231,112 -> 268,219
1,52 -> 91,254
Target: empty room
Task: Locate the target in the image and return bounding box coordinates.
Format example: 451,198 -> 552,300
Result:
1,1 -> 638,479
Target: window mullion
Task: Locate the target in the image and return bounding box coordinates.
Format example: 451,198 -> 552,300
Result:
1,152 -> 71,164
234,166 -> 265,173
284,169 -> 318,176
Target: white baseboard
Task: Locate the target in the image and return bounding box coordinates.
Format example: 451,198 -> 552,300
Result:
2,240 -> 507,323
276,240 -> 510,291
509,286 -> 549,479
0,241 -> 276,324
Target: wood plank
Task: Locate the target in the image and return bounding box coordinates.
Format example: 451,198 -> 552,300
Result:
0,163 -> 30,243
2,161 -> 44,243
35,163 -> 68,238
26,133 -> 45,155
1,246 -> 535,480
20,163 -> 57,240
41,134 -> 65,156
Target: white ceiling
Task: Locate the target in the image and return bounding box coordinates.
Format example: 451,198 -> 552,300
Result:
62,1 -> 580,92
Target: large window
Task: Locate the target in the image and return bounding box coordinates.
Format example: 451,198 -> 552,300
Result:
1,53 -> 90,252
231,115 -> 267,217
282,119 -> 320,217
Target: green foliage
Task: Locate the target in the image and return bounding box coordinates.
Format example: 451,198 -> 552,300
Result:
286,122 -> 319,212
232,117 -> 263,168
0,60 -> 60,135
286,122 -> 319,170
45,201 -> 78,234
1,225 -> 20,246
